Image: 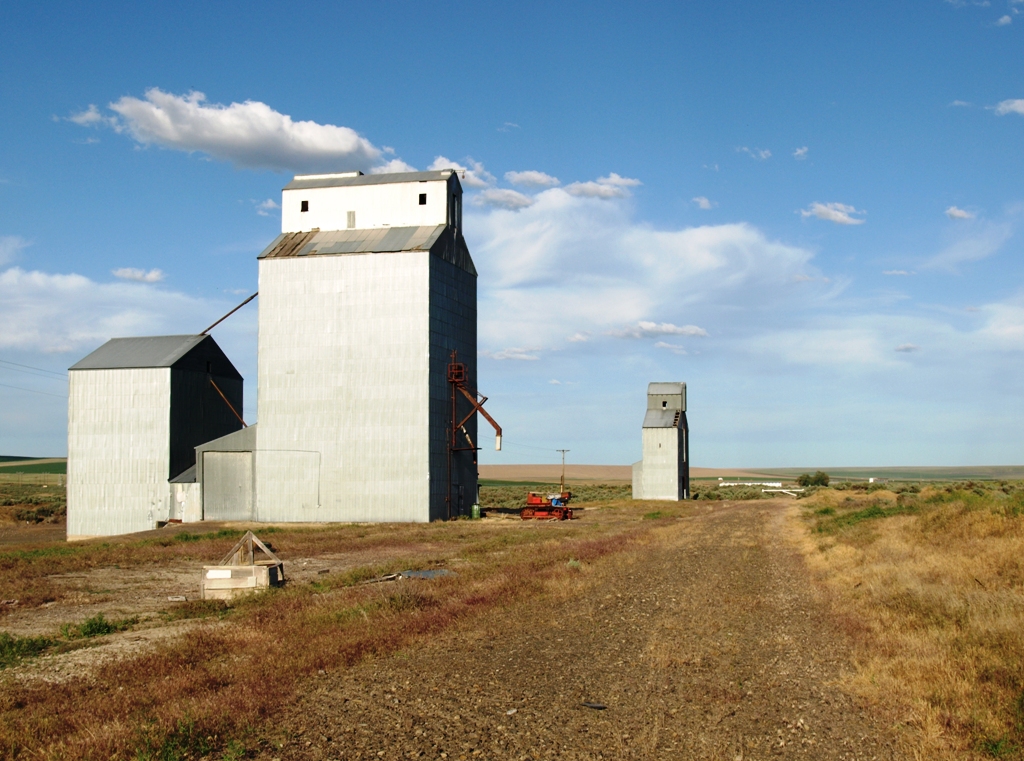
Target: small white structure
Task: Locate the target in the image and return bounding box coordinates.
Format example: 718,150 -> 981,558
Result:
197,170 -> 477,523
67,335 -> 243,539
632,382 -> 689,500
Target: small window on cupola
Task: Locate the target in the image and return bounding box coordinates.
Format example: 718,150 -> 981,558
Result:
419,193 -> 427,205
300,200 -> 309,212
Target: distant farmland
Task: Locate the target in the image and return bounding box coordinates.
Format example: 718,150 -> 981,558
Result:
0,458 -> 66,474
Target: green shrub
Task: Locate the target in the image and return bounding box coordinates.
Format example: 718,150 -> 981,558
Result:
0,632 -> 54,668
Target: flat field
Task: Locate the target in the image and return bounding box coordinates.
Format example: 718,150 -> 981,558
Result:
0,478 -> 1021,760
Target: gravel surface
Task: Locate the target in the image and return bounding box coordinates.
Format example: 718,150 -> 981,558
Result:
256,501 -> 900,760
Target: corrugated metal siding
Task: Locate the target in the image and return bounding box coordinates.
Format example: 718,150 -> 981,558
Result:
428,254 -> 478,519
202,451 -> 254,521
255,251 -> 432,522
67,368 -> 172,537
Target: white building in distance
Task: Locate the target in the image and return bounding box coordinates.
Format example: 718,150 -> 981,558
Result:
67,335 -> 243,538
198,169 -> 478,523
632,382 -> 690,500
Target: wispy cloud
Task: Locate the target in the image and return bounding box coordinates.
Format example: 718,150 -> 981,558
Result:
0,236 -> 30,266
895,343 -> 919,352
487,347 -> 540,361
945,205 -> 975,220
504,170 -> 559,188
883,270 -> 915,276
67,104 -> 118,128
565,173 -> 642,199
949,100 -> 972,107
428,156 -> 494,188
692,196 -> 715,210
497,122 -> 520,132
799,202 -> 866,225
737,146 -> 771,160
566,332 -> 589,343
927,218 -> 1013,270
996,14 -> 1012,24
793,146 -> 809,159
609,321 -> 708,339
473,188 -> 535,210
112,267 -> 164,283
654,341 -> 688,355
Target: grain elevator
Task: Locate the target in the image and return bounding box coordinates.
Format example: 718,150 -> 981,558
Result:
632,382 -> 689,500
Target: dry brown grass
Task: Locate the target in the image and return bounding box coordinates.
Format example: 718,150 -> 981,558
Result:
0,510 -> 650,760
793,483 -> 1024,760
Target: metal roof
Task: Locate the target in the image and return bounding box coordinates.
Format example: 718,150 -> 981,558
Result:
257,225 -> 477,276
648,382 -> 686,395
284,170 -> 457,191
642,409 -> 684,429
70,335 -> 209,371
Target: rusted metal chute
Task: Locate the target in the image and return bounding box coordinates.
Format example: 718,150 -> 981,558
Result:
446,351 -> 501,520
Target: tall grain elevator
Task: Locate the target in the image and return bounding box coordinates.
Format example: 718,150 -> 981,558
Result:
248,169 -> 477,522
632,382 -> 689,500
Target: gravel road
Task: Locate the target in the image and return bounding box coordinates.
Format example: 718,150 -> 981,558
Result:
257,501 -> 900,760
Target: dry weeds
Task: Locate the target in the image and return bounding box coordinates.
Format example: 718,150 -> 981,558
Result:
794,483 -> 1024,760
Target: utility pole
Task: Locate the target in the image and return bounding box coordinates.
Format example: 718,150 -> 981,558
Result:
557,449 -> 570,492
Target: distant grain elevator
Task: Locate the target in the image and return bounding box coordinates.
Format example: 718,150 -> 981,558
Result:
632,382 -> 689,500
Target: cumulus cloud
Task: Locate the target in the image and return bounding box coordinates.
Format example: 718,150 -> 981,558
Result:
255,199 -> 280,216
505,170 -> 560,188
473,188 -> 535,210
565,173 -> 642,199
370,158 -> 418,174
0,267 -> 216,353
793,146 -> 809,159
800,202 -> 866,225
692,196 -> 715,210
997,14 -> 1012,24
428,156 -> 494,188
610,321 -> 709,339
895,343 -> 919,352
112,267 -> 165,283
945,205 -> 975,220
567,332 -> 589,343
0,236 -> 29,266
737,147 -> 771,160
71,89 -> 389,173
995,99 -> 1024,116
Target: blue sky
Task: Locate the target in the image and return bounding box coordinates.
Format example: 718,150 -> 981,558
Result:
2,0 -> 1023,467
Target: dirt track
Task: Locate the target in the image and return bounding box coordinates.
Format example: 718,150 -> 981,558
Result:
256,501 -> 899,760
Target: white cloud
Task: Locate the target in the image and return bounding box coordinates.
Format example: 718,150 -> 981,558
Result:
654,341 -> 688,355
793,146 -> 809,159
895,343 -> 919,352
76,89 -> 387,173
112,267 -> 165,283
883,270 -> 915,276
0,267 -> 215,353
949,100 -> 972,107
255,199 -> 280,216
610,321 -> 709,339
548,379 -> 562,384
473,188 -> 535,211
487,347 -> 540,361
428,156 -> 494,188
0,236 -> 29,266
498,122 -> 520,132
370,158 -> 418,174
800,202 -> 866,225
470,188 -> 821,352
692,196 -> 715,210
565,173 -> 642,199
945,205 -> 975,220
504,170 -> 559,188
997,14 -> 1012,24
737,147 -> 772,160
995,99 -> 1024,116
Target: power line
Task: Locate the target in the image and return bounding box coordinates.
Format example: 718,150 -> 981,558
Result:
0,381 -> 67,399
0,358 -> 67,379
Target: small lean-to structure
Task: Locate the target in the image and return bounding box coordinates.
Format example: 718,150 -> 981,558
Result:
632,382 -> 689,500
67,335 -> 243,539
